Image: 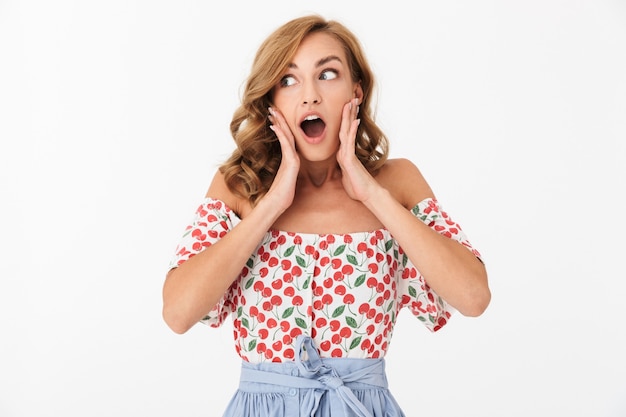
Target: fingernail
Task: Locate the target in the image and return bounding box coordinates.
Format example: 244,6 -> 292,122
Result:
269,125 -> 275,131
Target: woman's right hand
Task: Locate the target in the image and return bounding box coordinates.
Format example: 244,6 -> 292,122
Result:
266,107 -> 300,212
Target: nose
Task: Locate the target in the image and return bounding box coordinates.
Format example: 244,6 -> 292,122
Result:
302,83 -> 321,105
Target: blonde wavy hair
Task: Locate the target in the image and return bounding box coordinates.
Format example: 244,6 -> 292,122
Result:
220,14 -> 389,206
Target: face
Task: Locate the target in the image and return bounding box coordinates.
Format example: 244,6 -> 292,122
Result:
272,32 -> 362,161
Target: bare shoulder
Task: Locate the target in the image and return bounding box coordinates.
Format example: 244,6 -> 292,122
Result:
376,158 -> 436,209
204,169 -> 250,218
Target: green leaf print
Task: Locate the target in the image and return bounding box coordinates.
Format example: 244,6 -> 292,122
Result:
385,239 -> 393,251
296,255 -> 306,268
332,305 -> 346,318
248,339 -> 257,351
302,276 -> 310,289
346,254 -> 358,266
246,258 -> 254,269
354,274 -> 366,287
295,317 -> 308,329
245,278 -> 255,290
349,336 -> 362,350
333,244 -> 346,256
346,316 -> 358,328
417,316 -> 426,322
284,245 -> 295,257
241,317 -> 250,329
282,307 -> 295,319
237,306 -> 244,317
408,285 -> 417,298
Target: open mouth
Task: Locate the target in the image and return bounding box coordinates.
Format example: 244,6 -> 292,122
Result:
300,115 -> 326,138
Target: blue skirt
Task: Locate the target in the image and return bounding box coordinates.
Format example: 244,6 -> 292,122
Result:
221,336 -> 406,417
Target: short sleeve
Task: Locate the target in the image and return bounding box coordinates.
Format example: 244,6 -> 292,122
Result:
396,198 -> 482,332
167,198 -> 241,327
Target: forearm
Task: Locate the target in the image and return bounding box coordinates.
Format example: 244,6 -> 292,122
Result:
363,187 -> 490,316
162,198 -> 282,333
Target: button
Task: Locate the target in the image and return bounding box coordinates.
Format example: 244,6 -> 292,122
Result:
289,388 -> 297,396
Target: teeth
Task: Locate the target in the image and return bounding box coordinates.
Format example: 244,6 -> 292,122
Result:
304,115 -> 320,121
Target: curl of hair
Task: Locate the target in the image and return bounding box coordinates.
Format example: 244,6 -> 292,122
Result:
220,15 -> 389,206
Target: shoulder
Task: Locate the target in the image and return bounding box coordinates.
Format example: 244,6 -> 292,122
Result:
376,158 -> 435,209
205,169 -> 250,218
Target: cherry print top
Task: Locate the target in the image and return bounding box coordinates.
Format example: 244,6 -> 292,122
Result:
168,197 -> 481,363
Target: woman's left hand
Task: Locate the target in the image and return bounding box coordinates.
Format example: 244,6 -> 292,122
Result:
337,98 -> 379,203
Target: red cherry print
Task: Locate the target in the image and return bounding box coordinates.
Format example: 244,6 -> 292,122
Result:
253,281 -> 264,292
281,259 -> 291,270
272,341 -> 283,351
268,257 -> 279,267
277,235 -> 286,245
319,240 -> 328,250
264,350 -> 274,360
257,312 -> 266,323
192,242 -> 202,251
427,292 -> 435,303
326,235 -> 335,244
343,294 -> 355,304
261,252 -> 270,262
249,306 -> 259,317
284,348 -> 295,359
375,296 -> 384,306
366,277 -> 378,288
267,318 -> 277,328
333,271 -> 343,281
291,265 -> 302,277
323,278 -> 333,288
376,253 -> 384,262
312,250 -> 320,260
290,328 -> 302,338
343,234 -> 353,244
262,301 -> 272,311
383,289 -> 391,300
284,287 -> 295,297
331,259 -> 342,269
292,295 -> 303,306
374,334 -> 383,345
367,308 -> 376,319
320,340 -> 331,351
357,242 -> 367,253
206,214 -> 216,222
334,285 -> 346,296
240,327 -> 248,338
313,286 -> 324,297
321,294 -> 333,305
271,295 -> 282,306
358,303 -> 370,314
313,266 -> 321,277
316,317 -> 327,328
329,320 -> 340,331
331,334 -> 342,344
207,230 -> 218,239
339,327 -> 352,338
258,330 -> 269,340
341,265 -> 353,275
331,349 -> 343,358
320,256 -> 330,266
313,300 -> 323,310
361,339 -> 371,350
311,328 -> 317,338
372,351 -> 380,359
366,324 -> 375,335
376,283 -> 385,293
280,321 -> 290,332
305,245 -> 315,255
271,279 -> 283,290
374,313 -> 383,324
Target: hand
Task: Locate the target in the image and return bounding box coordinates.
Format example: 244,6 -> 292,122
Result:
337,98 -> 378,202
266,107 -> 300,212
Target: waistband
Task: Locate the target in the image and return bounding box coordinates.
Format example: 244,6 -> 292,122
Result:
239,335 -> 387,417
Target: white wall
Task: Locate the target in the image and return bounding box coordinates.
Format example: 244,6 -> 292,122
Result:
1,1 -> 625,416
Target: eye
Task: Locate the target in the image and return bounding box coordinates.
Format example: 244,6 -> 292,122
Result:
319,69 -> 338,81
279,75 -> 297,87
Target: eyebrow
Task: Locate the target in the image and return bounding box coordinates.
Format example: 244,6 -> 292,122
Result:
288,55 -> 343,69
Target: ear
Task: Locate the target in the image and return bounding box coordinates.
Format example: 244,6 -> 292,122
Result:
353,82 -> 364,103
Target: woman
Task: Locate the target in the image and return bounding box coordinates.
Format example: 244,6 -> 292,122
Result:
163,14 -> 490,417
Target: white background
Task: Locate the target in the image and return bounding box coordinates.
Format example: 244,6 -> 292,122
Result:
1,1 -> 625,416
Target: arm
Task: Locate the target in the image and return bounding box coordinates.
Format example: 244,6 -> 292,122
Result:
337,101 -> 490,317
162,108 -> 300,334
